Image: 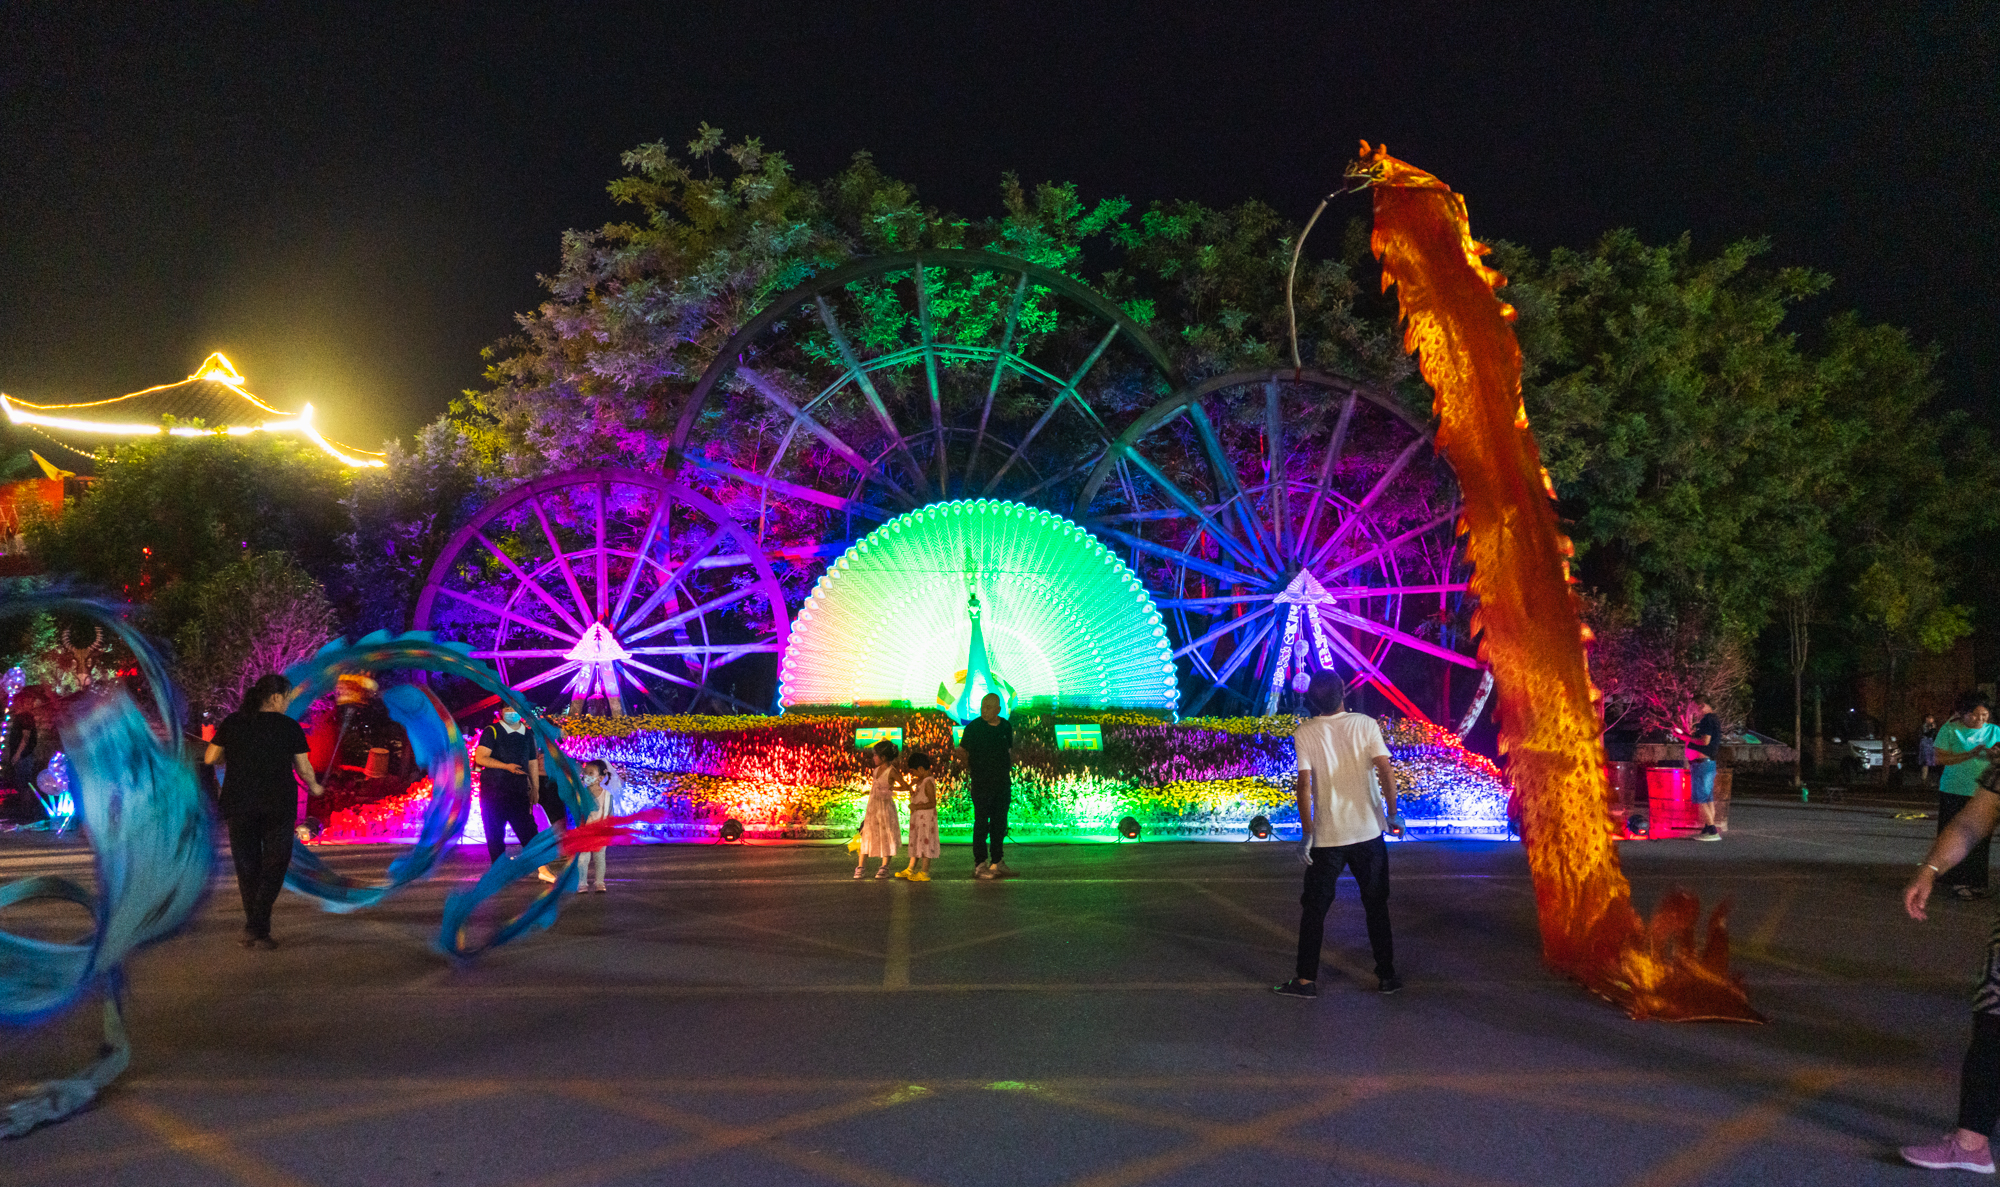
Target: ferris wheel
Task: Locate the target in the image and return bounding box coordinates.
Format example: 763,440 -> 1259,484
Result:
1074,368 -> 1477,718
411,467 -> 789,714
666,248 -> 1179,560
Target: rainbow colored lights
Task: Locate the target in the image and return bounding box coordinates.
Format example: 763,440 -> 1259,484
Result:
780,500 -> 1179,715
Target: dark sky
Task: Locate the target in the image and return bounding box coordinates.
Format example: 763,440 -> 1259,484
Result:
3,1 -> 1993,449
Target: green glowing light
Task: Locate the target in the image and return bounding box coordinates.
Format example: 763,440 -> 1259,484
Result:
781,500 -> 1178,715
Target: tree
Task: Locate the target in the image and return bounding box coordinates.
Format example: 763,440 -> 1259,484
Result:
172,552 -> 336,722
339,421 -> 500,635
1852,546 -> 1974,781
25,434 -> 351,638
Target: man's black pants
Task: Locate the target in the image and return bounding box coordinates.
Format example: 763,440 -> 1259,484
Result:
481,790 -> 540,862
226,812 -> 297,939
1295,834 -> 1396,981
971,784 -> 1009,866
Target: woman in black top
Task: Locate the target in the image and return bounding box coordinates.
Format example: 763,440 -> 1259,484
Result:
205,674 -> 321,948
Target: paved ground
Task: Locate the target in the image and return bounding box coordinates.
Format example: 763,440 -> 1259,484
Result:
0,789 -> 1990,1185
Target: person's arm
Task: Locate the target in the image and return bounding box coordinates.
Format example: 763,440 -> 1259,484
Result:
472,743 -> 525,775
1373,755 -> 1400,829
1907,787 -> 2000,920
1295,767 -> 1314,857
1936,732 -> 1993,765
204,743 -> 224,766
293,752 -> 324,798
529,754 -> 545,797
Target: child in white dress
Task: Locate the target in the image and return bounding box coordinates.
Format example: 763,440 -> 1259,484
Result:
576,760 -> 613,892
855,739 -> 903,879
898,751 -> 940,881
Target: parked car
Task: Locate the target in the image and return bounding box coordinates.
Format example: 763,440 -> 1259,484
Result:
1831,711 -> 1901,779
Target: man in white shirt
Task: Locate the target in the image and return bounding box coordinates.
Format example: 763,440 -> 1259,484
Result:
1275,672 -> 1404,998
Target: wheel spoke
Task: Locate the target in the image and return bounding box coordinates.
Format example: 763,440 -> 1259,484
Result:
1109,450 -> 1268,574
437,586 -> 578,644
1188,616 -> 1278,714
966,272 -> 1030,492
611,490 -> 672,624
1306,435 -> 1430,572
1169,602 -> 1279,659
471,530 -> 587,635
620,656 -> 699,690
1298,391 -> 1359,551
615,527 -> 727,636
1187,402 -> 1278,571
737,365 -> 919,507
624,582 -> 762,645
813,294 -> 932,498
1319,507 -> 1460,583
1266,378 -> 1287,557
1318,602 -> 1483,669
595,481 -> 609,620
1086,523 -> 1266,589
912,262 -> 948,495
1158,583 -> 1467,609
683,454 -> 895,521
626,642 -> 780,655
529,495 -> 594,627
1312,610 -> 1433,721
510,660 -> 584,693
982,323 -> 1121,495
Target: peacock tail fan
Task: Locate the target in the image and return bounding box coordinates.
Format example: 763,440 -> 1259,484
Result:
1349,142 -> 1759,1023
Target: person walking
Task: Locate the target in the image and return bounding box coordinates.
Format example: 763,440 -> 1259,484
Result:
955,693 -> 1015,879
575,759 -> 614,893
854,739 -> 903,879
205,674 -> 322,949
1935,693 -> 2000,900
1687,699 -> 1724,842
473,706 -> 543,864
898,750 -> 940,881
1275,672 -> 1404,998
1901,761 -> 2000,1173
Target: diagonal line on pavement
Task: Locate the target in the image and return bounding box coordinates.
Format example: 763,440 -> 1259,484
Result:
110,1098 -> 318,1187
1619,1068 -> 1851,1187
1180,878 -> 1375,983
35,1081 -> 512,1176
526,1080 -> 933,1187
1049,1082 -> 1392,1187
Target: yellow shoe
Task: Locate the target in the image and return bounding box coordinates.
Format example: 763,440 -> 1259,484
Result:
912,871 -> 931,882
845,835 -> 861,854
893,868 -> 910,879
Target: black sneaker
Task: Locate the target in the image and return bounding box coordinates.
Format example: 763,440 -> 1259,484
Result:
1697,825 -> 1721,842
1378,975 -> 1404,995
1272,978 -> 1318,999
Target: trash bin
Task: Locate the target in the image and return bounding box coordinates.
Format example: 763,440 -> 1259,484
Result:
1645,765 -> 1700,835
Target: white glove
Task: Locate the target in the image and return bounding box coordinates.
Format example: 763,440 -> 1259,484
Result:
1300,834 -> 1314,865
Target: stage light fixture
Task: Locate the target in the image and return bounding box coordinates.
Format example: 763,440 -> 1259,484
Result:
1117,816 -> 1141,840
718,818 -> 745,843
1248,815 -> 1271,839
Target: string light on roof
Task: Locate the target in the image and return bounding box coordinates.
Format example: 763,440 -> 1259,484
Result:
0,353 -> 386,468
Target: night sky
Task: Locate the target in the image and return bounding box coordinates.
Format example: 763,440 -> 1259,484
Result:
3,2 -> 1993,449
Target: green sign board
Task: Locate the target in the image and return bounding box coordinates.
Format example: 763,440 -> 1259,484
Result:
854,726 -> 904,750
1055,724 -> 1103,751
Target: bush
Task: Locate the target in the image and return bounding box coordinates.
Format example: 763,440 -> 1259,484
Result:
173,552 -> 335,720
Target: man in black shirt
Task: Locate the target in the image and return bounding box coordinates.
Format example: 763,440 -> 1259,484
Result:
1688,699 -> 1723,842
206,673 -> 321,948
954,693 -> 1016,879
474,707 -> 543,863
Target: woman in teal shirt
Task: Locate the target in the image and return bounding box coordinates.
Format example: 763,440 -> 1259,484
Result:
1935,692 -> 2000,899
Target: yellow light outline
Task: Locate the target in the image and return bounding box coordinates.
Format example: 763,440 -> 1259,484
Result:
0,353 -> 387,468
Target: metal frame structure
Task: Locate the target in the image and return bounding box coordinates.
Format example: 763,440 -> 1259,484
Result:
1075,368 -> 1474,718
412,467 -> 789,714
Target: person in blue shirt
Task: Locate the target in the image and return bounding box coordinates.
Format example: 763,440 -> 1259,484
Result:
1934,692 -> 2000,899
1684,699 -> 1724,842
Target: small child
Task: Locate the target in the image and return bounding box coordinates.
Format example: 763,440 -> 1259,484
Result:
855,739 -> 903,879
576,759 -> 613,892
898,751 -> 940,881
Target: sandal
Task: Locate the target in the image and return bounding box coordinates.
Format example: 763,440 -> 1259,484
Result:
853,866 -> 865,879
875,867 -> 891,879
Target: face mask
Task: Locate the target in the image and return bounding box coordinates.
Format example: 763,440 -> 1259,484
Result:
501,711 -> 521,726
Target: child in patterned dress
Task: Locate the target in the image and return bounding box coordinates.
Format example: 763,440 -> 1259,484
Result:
898,751 -> 940,881
854,739 -> 903,879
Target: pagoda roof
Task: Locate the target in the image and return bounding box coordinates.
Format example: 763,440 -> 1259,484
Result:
0,354 -> 385,468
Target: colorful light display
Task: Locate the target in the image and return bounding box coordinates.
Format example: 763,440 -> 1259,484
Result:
780,500 -> 1179,716
0,353 -> 386,468
1352,141 -> 1756,1021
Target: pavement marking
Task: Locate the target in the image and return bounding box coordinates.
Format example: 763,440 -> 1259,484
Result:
883,881 -> 911,988
1059,1083 -> 1402,1187
538,1079 -> 932,1187
1620,1067 -> 1851,1187
1181,878 -> 1375,984
111,1098 -> 316,1187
